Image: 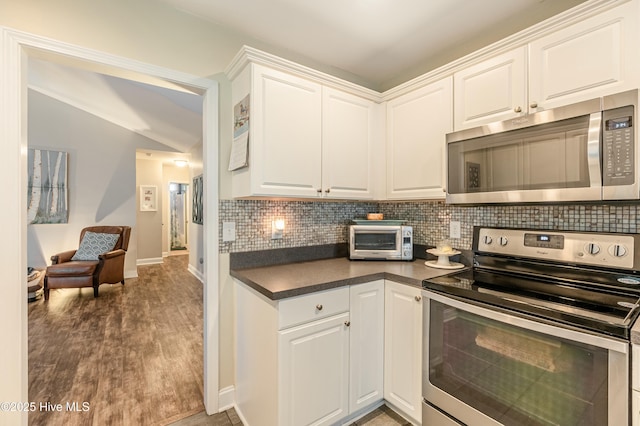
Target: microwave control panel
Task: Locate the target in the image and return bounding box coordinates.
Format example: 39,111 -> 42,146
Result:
603,105 -> 634,186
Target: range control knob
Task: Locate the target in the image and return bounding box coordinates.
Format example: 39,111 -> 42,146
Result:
499,237 -> 508,247
609,244 -> 628,257
585,243 -> 601,255
482,235 -> 493,245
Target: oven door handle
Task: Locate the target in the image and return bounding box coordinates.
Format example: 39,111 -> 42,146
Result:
423,290 -> 628,354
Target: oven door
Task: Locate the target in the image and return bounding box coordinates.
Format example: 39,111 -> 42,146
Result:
422,291 -> 629,426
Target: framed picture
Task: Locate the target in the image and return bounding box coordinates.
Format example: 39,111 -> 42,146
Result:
192,175 -> 203,225
27,148 -> 69,224
140,185 -> 157,211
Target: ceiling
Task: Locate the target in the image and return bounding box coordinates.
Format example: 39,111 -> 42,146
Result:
28,57 -> 203,160
161,0 -> 588,90
28,0 -> 589,157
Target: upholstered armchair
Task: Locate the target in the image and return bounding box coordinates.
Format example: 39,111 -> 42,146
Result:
44,226 -> 131,300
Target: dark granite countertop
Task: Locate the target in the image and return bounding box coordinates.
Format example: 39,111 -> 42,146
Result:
231,257 -> 465,300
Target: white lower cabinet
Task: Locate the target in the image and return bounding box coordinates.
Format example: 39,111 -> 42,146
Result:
349,281 -> 385,413
384,280 -> 423,424
279,312 -> 350,426
235,280 -> 384,426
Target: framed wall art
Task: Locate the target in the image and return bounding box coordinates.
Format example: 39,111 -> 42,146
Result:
27,148 -> 69,224
140,185 -> 157,212
192,174 -> 203,225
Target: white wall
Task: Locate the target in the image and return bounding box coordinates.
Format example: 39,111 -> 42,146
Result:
28,90 -> 175,277
136,158 -> 164,263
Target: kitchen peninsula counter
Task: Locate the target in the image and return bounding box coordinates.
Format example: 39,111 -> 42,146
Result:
231,255 -> 464,300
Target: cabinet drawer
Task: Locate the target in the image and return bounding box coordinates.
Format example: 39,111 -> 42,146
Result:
279,287 -> 349,329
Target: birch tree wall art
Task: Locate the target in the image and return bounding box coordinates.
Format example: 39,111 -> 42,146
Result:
27,149 -> 68,224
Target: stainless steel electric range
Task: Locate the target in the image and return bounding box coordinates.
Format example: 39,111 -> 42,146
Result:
422,227 -> 640,426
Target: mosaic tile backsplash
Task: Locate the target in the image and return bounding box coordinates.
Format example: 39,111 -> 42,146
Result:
219,199 -> 640,253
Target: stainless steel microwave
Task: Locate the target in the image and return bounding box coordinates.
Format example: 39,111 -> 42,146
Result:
446,90 -> 638,204
349,225 -> 413,260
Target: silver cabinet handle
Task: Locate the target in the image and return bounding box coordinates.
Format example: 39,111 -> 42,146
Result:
415,295 -> 422,302
316,304 -> 323,311
344,321 -> 350,327
530,102 -> 538,109
514,106 -> 522,113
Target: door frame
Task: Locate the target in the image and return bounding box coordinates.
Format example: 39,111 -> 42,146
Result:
0,27 -> 220,424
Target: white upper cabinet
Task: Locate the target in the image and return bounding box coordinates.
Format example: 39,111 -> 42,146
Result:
231,63 -> 323,198
455,1 -> 639,131
529,0 -> 639,110
454,48 -> 527,130
229,57 -> 380,200
322,87 -> 380,200
386,77 -> 453,200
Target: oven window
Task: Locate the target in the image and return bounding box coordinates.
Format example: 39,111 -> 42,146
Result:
353,232 -> 396,250
428,300 -> 608,426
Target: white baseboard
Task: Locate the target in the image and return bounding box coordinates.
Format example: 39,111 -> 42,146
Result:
136,257 -> 163,266
188,264 -> 204,283
218,386 -> 236,412
124,269 -> 138,279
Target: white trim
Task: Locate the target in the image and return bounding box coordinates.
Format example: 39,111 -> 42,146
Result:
188,264 -> 205,283
0,26 -> 220,423
218,386 -> 236,412
124,269 -> 139,279
136,257 -> 164,266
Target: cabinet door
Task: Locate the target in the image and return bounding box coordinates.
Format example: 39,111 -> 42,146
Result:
349,280 -> 384,413
322,87 -> 378,199
454,47 -> 527,130
384,281 -> 423,424
279,313 -> 350,426
529,1 -> 639,111
386,77 -> 453,200
251,64 -> 323,197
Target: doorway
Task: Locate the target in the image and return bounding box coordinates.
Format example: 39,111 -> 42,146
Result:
1,27 -> 220,423
169,182 -> 189,252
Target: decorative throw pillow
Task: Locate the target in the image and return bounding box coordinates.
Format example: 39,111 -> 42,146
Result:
71,232 -> 120,261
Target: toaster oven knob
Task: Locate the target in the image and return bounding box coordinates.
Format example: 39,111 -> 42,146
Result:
499,237 -> 508,246
482,235 -> 493,245
609,244 -> 628,257
585,243 -> 601,255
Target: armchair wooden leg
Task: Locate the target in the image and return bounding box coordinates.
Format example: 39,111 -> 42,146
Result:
121,279 -> 125,286
44,276 -> 50,301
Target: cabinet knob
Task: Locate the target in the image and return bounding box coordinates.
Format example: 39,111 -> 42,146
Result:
415,295 -> 422,302
316,188 -> 322,194
514,106 -> 522,113
530,102 -> 538,109
316,304 -> 323,311
344,321 -> 350,327
325,188 -> 331,193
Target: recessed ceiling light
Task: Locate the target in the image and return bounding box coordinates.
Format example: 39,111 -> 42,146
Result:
174,159 -> 188,167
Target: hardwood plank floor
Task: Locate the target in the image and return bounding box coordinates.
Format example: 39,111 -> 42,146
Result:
28,255 -> 205,426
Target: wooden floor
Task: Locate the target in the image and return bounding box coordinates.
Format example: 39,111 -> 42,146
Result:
28,255 -> 205,426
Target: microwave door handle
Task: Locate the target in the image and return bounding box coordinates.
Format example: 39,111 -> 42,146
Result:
587,112 -> 602,188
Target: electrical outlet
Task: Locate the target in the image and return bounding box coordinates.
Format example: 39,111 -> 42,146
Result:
450,221 -> 461,239
222,221 -> 236,242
